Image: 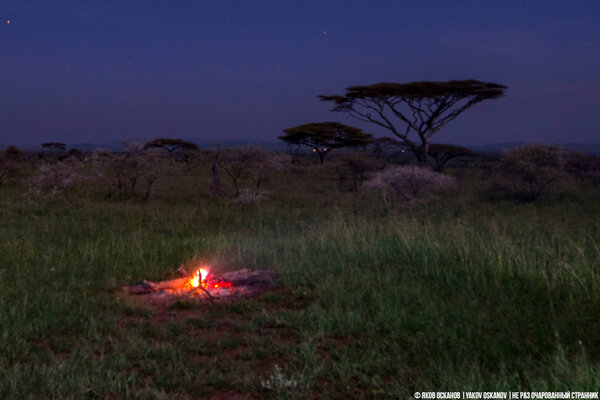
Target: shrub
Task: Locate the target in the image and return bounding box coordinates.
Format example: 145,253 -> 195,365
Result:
365,165 -> 455,205
28,156 -> 84,199
495,144 -> 565,202
334,151 -> 385,192
0,149 -> 25,187
251,153 -> 290,190
4,145 -> 24,160
564,151 -> 600,185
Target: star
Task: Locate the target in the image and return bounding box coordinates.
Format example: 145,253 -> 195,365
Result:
6,20 -> 11,24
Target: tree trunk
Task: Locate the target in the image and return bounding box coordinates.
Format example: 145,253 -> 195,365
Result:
419,141 -> 429,166
432,154 -> 443,171
211,164 -> 224,195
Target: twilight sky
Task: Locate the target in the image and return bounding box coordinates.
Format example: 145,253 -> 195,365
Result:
1,1 -> 599,147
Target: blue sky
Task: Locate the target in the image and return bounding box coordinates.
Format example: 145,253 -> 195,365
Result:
1,0 -> 599,146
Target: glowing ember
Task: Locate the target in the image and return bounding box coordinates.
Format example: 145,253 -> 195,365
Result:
188,267 -> 232,291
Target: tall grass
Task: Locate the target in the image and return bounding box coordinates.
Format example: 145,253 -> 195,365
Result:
1,191 -> 599,397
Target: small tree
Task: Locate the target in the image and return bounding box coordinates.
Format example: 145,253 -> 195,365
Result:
0,147 -> 25,187
334,152 -> 385,192
279,122 -> 373,164
143,138 -> 199,163
427,144 -> 477,171
497,144 -> 565,202
215,146 -> 265,195
564,151 -> 600,185
4,145 -> 24,160
92,141 -> 167,199
250,153 -> 290,190
319,80 -> 506,164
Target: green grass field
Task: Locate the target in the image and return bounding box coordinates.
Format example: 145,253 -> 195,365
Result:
1,165 -> 600,399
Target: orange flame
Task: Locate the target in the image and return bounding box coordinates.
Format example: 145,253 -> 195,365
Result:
188,267 -> 231,290
190,268 -> 208,288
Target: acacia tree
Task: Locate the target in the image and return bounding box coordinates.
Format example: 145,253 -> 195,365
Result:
215,146 -> 265,195
279,122 -> 372,164
427,144 -> 476,171
41,142 -> 66,152
143,138 -> 199,163
319,80 -> 506,164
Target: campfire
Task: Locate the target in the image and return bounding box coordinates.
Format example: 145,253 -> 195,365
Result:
189,267 -> 232,292
123,265 -> 276,303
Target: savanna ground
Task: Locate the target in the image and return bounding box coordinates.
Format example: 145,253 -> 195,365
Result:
1,148 -> 600,399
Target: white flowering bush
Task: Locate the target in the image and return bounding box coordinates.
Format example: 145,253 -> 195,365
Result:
365,165 -> 455,205
28,157 -> 84,199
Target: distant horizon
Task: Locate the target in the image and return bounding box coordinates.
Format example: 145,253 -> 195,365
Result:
3,136 -> 600,153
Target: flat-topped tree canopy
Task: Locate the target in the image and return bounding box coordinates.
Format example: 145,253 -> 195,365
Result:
427,143 -> 477,171
338,80 -> 506,100
279,122 -> 372,164
41,142 -> 67,151
143,138 -> 200,162
319,80 -> 507,164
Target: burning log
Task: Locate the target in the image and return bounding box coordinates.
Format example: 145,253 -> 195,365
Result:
221,269 -> 276,286
124,277 -> 189,295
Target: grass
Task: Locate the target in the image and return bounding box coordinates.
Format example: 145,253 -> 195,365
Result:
1,172 -> 600,398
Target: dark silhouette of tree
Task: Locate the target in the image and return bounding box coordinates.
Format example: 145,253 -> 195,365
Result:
279,122 -> 373,164
564,151 -> 600,185
1,146 -> 25,186
427,144 -> 477,171
40,142 -> 67,162
334,152 -> 385,192
498,144 -> 564,202
368,137 -> 407,160
4,145 -> 24,160
92,141 -> 168,199
41,142 -> 67,152
215,146 -> 266,195
143,138 -> 200,163
319,80 -> 507,164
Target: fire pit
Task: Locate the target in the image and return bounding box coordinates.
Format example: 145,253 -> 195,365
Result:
123,266 -> 276,303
